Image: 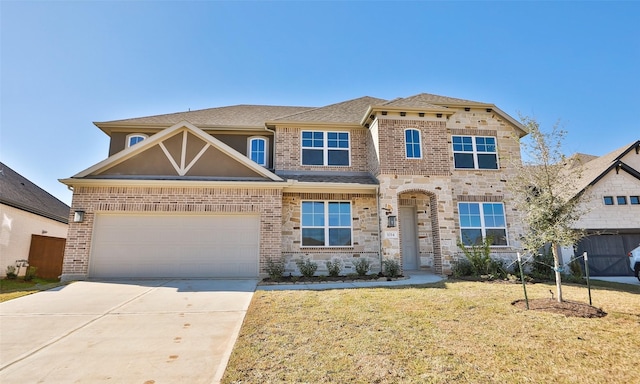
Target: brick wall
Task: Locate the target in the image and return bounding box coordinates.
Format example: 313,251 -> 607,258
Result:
280,192 -> 381,275
274,126 -> 370,172
377,118 -> 450,175
62,186 -> 282,280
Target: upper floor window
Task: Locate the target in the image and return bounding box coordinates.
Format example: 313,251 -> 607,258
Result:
248,137 -> 268,167
301,131 -> 350,166
630,196 -> 640,205
301,201 -> 352,247
458,202 -> 507,246
617,196 -> 627,205
405,129 -> 422,159
126,134 -> 147,147
452,135 -> 498,169
603,196 -> 614,205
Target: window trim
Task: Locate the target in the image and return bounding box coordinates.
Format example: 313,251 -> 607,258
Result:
300,200 -> 353,248
247,136 -> 269,167
126,133 -> 148,147
301,130 -> 351,167
452,135 -> 499,170
458,202 -> 508,247
404,128 -> 422,159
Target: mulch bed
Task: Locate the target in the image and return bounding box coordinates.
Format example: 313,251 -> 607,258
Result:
260,274 -> 405,285
512,298 -> 607,318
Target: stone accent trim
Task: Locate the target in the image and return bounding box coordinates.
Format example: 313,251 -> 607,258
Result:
456,195 -> 504,202
449,128 -> 498,137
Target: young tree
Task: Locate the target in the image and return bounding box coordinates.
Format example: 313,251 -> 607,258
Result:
510,115 -> 588,302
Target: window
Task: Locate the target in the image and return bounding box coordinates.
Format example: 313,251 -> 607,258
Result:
248,137 -> 268,167
458,202 -> 507,246
452,136 -> 498,169
617,196 -> 627,205
301,201 -> 352,247
630,196 -> 639,205
603,196 -> 614,205
126,134 -> 147,147
301,131 -> 350,166
405,129 -> 422,158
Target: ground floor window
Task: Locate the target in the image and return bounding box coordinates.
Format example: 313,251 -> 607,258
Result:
458,202 -> 507,246
301,201 -> 352,246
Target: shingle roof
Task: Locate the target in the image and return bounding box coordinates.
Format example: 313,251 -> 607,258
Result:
0,162 -> 70,223
276,171 -> 378,185
271,96 -> 388,124
382,93 -> 489,108
97,105 -> 314,127
567,140 -> 640,197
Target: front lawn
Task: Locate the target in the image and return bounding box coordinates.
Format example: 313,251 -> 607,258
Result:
0,277 -> 65,302
223,280 -> 639,383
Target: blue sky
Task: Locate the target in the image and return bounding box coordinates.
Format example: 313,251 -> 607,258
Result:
1,1 -> 638,205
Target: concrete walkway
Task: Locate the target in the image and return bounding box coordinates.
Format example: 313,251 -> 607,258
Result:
0,279 -> 257,384
258,270 -> 444,291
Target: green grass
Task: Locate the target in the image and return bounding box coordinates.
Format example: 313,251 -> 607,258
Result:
0,277 -> 65,302
223,280 -> 640,383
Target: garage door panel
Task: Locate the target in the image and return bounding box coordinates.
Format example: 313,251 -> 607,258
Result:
89,214 -> 260,278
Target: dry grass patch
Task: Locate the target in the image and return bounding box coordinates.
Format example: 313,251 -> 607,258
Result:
223,280 -> 640,384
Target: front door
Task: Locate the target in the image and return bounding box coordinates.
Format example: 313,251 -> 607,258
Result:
400,206 -> 418,270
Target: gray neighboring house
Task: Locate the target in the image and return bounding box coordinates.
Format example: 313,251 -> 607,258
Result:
560,140 -> 640,276
0,162 -> 70,277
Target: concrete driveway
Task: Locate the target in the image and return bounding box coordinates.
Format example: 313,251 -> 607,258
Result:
0,279 -> 257,384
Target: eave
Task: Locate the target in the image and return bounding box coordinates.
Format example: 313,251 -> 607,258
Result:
59,177 -> 287,189
265,121 -> 363,129
95,121 -> 273,135
281,180 -> 377,194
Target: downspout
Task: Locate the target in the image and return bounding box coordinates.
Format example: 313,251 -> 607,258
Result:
376,185 -> 383,273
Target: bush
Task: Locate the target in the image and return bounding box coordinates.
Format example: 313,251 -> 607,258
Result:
296,257 -> 318,277
382,258 -> 400,278
456,236 -> 494,276
24,266 -> 37,281
5,265 -> 17,280
353,258 -> 370,276
530,249 -> 554,280
265,257 -> 285,280
325,259 -> 342,277
452,258 -> 475,277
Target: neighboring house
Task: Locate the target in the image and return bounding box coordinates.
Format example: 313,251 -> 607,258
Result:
0,162 -> 70,277
59,93 -> 528,281
562,140 -> 640,276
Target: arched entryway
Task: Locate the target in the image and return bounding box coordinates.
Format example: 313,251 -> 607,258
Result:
398,190 -> 443,274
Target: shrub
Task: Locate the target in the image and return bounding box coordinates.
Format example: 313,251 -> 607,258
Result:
325,259 -> 342,277
456,236 -> 494,276
530,248 -> 555,280
5,265 -> 17,280
353,258 -> 370,276
296,257 -> 318,277
382,258 -> 400,278
569,257 -> 584,279
24,266 -> 37,281
265,257 -> 285,280
452,258 -> 474,277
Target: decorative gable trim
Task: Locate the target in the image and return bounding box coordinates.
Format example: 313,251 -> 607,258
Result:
70,121 -> 283,181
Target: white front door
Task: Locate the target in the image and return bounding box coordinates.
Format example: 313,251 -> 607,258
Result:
400,206 -> 418,270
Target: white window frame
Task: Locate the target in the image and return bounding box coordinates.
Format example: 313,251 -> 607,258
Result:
458,202 -> 508,246
452,135 -> 499,170
301,130 -> 351,167
404,128 -> 422,159
300,200 -> 353,247
247,136 -> 269,167
126,133 -> 148,147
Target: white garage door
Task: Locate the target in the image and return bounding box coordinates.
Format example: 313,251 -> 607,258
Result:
89,213 -> 260,278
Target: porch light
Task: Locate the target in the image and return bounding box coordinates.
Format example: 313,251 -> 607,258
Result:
74,210 -> 85,223
387,215 -> 397,228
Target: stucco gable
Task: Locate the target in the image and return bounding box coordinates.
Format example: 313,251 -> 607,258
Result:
65,121 -> 283,182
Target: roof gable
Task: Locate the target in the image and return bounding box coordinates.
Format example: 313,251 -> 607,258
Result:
567,140 -> 640,197
382,93 -> 489,108
70,121 -> 283,181
0,162 -> 70,223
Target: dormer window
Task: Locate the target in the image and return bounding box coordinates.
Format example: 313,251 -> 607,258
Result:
127,134 -> 147,147
248,136 -> 268,167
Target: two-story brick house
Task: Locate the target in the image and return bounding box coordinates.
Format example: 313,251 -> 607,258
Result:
60,93 -> 527,281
